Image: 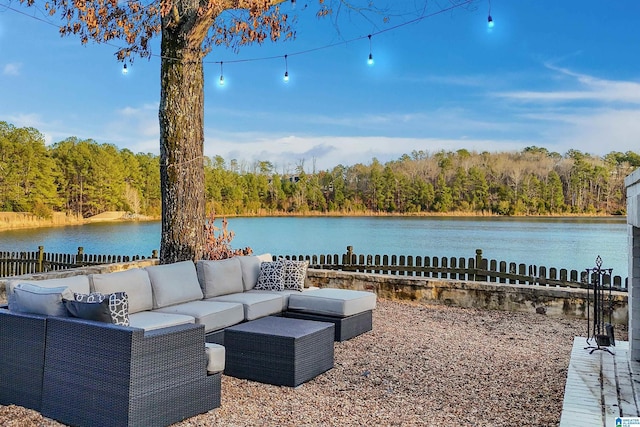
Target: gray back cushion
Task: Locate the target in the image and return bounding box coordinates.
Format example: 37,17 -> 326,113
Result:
196,258 -> 244,298
91,268 -> 153,314
145,261 -> 203,308
237,254 -> 272,291
10,283 -> 74,316
6,275 -> 90,307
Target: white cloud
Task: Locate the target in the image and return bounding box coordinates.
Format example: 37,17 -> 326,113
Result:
480,65 -> 640,156
203,133 -> 530,171
3,63 -> 21,76
98,104 -> 160,152
6,113 -> 45,128
202,67 -> 640,169
4,113 -> 74,146
496,64 -> 640,104
524,108 -> 640,155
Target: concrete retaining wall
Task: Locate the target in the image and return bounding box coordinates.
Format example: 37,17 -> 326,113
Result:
0,260 -> 628,325
307,269 -> 628,325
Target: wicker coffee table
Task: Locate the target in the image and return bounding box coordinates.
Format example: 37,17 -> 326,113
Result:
224,316 -> 335,387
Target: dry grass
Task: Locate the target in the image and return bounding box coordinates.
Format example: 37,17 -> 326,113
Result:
1,299 -> 609,427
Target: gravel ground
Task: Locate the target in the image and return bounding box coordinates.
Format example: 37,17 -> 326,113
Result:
0,299 -> 616,427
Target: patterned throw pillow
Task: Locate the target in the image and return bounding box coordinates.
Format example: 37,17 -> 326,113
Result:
283,260 -> 309,291
65,292 -> 129,326
255,260 -> 285,291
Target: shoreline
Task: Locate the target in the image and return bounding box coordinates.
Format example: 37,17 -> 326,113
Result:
0,211 -> 157,232
0,210 -> 623,233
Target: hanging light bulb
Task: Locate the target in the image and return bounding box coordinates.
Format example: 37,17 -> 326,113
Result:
122,63 -> 128,75
487,0 -> 494,28
283,55 -> 289,82
291,0 -> 296,9
219,62 -> 225,86
367,35 -> 374,66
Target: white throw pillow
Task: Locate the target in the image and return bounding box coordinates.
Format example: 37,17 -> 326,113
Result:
283,259 -> 309,291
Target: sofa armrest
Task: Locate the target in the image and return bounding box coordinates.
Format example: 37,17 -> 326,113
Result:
0,309 -> 48,411
40,317 -> 217,427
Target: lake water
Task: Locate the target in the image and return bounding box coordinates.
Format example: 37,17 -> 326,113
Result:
0,216 -> 629,278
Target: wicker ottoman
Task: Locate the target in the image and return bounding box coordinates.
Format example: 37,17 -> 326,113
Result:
224,316 -> 334,387
285,288 -> 376,341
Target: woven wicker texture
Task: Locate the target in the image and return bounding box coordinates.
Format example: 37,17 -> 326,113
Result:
40,318 -> 219,427
0,309 -> 48,411
224,316 -> 334,387
284,310 -> 372,341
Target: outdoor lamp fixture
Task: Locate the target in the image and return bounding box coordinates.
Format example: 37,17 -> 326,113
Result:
283,54 -> 289,82
219,62 -> 224,86
487,0 -> 494,28
367,35 -> 374,66
122,63 -> 128,75
291,0 -> 295,8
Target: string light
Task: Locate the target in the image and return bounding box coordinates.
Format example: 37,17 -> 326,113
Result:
487,0 -> 494,28
121,63 -> 128,75
1,0 -> 478,79
283,54 -> 289,82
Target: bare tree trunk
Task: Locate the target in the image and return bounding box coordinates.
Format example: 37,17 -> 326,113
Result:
158,25 -> 206,264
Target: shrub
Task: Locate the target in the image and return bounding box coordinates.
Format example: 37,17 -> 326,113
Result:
202,212 -> 252,260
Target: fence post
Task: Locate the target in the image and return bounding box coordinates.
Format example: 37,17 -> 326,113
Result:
76,247 -> 84,266
37,246 -> 44,273
152,250 -> 159,259
475,249 -> 486,282
345,246 -> 354,267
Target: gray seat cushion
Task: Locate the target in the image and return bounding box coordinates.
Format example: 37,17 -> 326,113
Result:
128,311 -> 195,331
154,300 -> 244,333
287,288 -> 377,317
206,292 -> 282,321
246,289 -> 305,311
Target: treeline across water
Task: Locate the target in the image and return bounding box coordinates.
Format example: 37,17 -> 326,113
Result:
1,121 -> 638,218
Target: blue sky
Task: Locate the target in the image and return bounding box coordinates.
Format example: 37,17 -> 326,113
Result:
1,1 -> 639,172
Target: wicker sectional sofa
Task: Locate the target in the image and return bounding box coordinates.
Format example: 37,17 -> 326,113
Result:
0,255 -> 312,426
0,255 -> 376,426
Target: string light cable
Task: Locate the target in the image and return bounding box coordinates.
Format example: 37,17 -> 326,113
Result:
487,0 -> 494,28
283,54 -> 289,81
0,0 -> 478,74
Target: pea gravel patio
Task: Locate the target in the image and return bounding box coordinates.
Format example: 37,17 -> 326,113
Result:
0,299 -> 611,427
